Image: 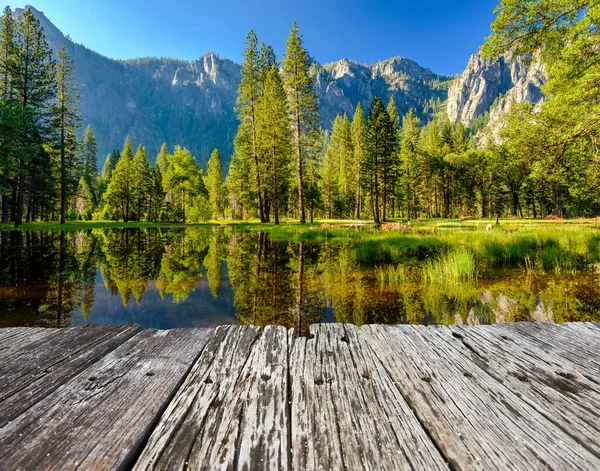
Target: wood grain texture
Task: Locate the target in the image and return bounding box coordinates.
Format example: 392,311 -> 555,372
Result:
490,322 -> 600,379
290,323 -> 448,471
0,323 -> 141,427
448,324 -> 600,457
361,324 -> 600,470
0,328 -> 213,471
133,325 -> 262,471
0,327 -> 59,356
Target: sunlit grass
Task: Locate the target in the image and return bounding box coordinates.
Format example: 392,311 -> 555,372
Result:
424,248 -> 477,285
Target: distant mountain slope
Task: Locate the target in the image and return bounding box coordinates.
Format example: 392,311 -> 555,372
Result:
17,5 -> 543,165
446,52 -> 545,143
17,6 -> 453,167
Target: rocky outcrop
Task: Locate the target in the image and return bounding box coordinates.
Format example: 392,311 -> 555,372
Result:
447,52 -> 545,141
315,57 -> 450,128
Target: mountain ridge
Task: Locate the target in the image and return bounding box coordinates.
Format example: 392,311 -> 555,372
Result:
14,5 -> 540,167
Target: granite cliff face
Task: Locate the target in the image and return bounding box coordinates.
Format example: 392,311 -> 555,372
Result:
446,52 -> 545,144
17,7 -> 452,166
18,6 -> 544,166
315,57 -> 450,127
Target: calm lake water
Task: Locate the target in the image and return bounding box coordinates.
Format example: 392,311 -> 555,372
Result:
0,227 -> 598,329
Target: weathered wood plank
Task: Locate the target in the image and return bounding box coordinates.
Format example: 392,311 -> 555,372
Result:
0,327 -> 59,356
133,325 -> 262,471
448,324 -> 600,456
290,324 -> 448,471
0,323 -> 141,427
489,322 -> 600,378
0,328 -> 213,471
361,324 -> 600,470
562,322 -> 600,335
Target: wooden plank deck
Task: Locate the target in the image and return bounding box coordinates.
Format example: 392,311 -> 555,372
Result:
0,322 -> 598,470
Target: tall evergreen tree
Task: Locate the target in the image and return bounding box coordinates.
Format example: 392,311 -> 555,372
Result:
256,66 -> 292,225
364,95 -> 395,224
400,111 -> 421,219
351,102 -> 367,218
236,30 -> 266,222
205,148 -> 225,219
156,142 -> 169,174
53,45 -> 80,224
11,7 -> 55,226
385,97 -> 400,218
0,6 -> 16,98
282,22 -> 320,224
104,137 -> 134,221
132,145 -> 152,220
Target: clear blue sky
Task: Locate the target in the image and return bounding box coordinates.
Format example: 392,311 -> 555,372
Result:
13,0 -> 499,75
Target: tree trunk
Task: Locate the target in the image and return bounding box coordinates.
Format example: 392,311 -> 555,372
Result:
1,194 -> 9,223
14,160 -> 26,227
512,191 -> 519,217
272,147 -> 279,225
60,127 -> 67,225
295,100 -> 305,224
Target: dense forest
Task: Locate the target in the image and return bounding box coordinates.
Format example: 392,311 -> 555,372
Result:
0,2 -> 598,227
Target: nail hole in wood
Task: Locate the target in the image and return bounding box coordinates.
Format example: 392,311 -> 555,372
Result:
452,332 -> 464,339
88,376 -> 98,382
315,377 -> 324,386
500,335 -> 512,341
517,375 -> 529,382
145,371 -> 155,377
204,377 -> 213,384
307,333 -> 315,340
362,371 -> 371,380
341,335 -> 349,343
261,374 -> 271,382
421,376 -> 432,384
464,372 -> 473,378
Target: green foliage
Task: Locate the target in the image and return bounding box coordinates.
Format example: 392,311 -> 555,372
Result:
283,22 -> 321,224
205,148 -> 226,218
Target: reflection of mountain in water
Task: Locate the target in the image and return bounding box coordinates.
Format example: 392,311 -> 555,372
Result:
0,228 -> 598,329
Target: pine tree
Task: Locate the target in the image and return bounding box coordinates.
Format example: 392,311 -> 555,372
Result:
12,7 -> 55,226
162,146 -> 203,223
364,95 -> 395,224
454,121 -> 468,154
351,102 -> 367,218
400,111 -> 421,219
148,166 -> 164,221
132,145 -> 152,220
258,43 -> 277,87
82,124 -> 98,206
0,7 -> 17,223
156,142 -> 169,174
205,148 -> 225,218
385,97 -> 400,218
53,45 -> 80,224
256,66 -> 292,225
104,137 -> 134,221
320,116 -> 342,218
0,6 -> 16,98
236,30 -> 266,222
282,22 -> 320,224
226,151 -> 253,219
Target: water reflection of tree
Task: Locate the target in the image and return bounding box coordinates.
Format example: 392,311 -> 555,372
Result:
228,232 -> 298,327
2,228 -> 599,328
155,229 -> 208,303
0,231 -> 81,327
203,230 -> 227,298
97,228 -> 165,307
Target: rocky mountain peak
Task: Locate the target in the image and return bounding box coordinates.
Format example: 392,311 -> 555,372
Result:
447,51 -> 545,127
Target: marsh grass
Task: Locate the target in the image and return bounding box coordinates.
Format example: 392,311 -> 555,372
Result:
375,264 -> 408,285
424,248 -> 477,285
